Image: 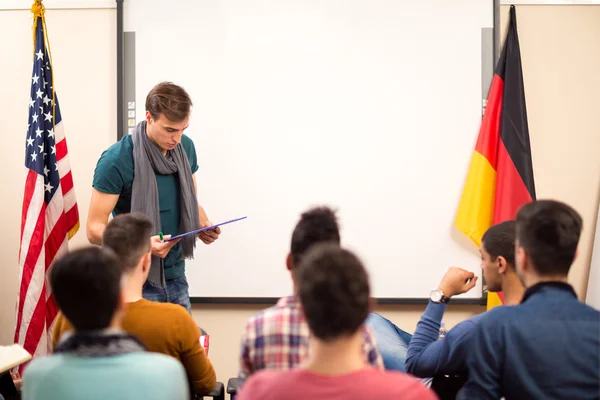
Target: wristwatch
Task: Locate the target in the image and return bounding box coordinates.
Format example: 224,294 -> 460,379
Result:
430,289 -> 450,304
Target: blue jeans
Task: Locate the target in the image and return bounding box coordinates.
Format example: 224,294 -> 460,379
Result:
366,313 -> 433,386
142,275 -> 191,313
366,313 -> 413,372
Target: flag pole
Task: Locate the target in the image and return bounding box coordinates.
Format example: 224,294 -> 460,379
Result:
31,0 -> 44,54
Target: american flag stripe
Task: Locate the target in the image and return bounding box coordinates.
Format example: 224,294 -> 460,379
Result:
15,12 -> 79,366
15,204 -> 45,350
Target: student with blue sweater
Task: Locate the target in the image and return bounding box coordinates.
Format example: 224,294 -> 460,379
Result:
22,247 -> 189,400
459,200 -> 600,400
405,221 -> 525,379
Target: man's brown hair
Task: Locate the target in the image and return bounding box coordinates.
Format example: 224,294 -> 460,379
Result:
102,213 -> 153,273
145,82 -> 192,122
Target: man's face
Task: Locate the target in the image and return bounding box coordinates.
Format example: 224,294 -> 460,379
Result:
146,111 -> 189,153
480,243 -> 502,292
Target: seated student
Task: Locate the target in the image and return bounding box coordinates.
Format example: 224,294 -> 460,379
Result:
238,207 -> 383,384
405,221 -> 524,378
237,244 -> 438,400
459,200 -> 600,400
23,247 -> 189,400
52,213 -> 216,395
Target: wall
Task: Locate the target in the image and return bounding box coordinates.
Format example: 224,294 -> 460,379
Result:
498,5 -> 600,298
0,3 -> 599,391
0,7 -> 116,344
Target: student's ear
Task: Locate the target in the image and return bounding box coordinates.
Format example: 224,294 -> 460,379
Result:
142,251 -> 151,273
497,256 -> 508,275
286,253 -> 294,271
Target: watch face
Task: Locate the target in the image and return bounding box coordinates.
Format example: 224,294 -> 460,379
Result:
430,290 -> 442,302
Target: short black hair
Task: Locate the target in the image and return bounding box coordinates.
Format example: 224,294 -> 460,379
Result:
482,220 -> 516,268
296,244 -> 370,341
516,200 -> 583,276
103,213 -> 153,273
290,206 -> 340,266
50,247 -> 122,331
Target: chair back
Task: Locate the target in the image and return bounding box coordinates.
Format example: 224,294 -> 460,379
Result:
430,374 -> 467,400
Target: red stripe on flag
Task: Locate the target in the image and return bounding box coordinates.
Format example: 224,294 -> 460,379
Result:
19,211 -> 67,360
55,139 -> 67,161
14,202 -> 46,344
474,74 -> 504,170
43,212 -> 67,335
45,213 -> 66,269
60,171 -> 74,195
20,170 -> 39,248
46,294 -> 59,329
64,205 -> 79,232
22,285 -> 47,359
493,139 -> 534,224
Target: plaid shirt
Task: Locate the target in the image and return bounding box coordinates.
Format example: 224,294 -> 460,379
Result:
239,296 -> 384,382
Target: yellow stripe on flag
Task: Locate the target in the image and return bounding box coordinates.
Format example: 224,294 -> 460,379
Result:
454,150 -> 497,247
487,292 -> 503,309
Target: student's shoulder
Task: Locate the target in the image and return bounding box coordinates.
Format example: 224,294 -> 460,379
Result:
578,301 -> 600,318
23,355 -> 69,384
245,302 -> 284,327
474,304 -> 515,322
352,370 -> 435,398
471,305 -> 518,332
238,370 -> 291,400
25,355 -> 62,374
243,300 -> 299,338
139,299 -> 196,325
127,351 -> 186,374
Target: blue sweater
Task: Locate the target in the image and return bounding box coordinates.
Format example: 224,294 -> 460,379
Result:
458,282 -> 600,400
23,352 -> 190,400
405,300 -> 485,377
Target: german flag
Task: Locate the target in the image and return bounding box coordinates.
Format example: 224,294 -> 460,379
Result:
455,5 -> 535,309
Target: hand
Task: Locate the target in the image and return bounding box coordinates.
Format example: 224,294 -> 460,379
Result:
150,234 -> 181,258
438,267 -> 478,298
198,221 -> 220,245
10,371 -> 22,390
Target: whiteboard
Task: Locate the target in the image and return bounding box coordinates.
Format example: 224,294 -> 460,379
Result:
125,0 -> 493,300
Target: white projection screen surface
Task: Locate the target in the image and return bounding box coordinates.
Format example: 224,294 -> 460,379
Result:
124,0 -> 494,302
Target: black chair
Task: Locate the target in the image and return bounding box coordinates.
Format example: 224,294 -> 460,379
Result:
430,374 -> 467,400
192,381 -> 224,400
226,377 -> 239,400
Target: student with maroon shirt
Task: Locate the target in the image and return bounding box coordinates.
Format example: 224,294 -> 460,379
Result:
237,244 -> 437,400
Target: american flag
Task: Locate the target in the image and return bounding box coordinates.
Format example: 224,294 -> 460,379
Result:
14,14 -> 79,363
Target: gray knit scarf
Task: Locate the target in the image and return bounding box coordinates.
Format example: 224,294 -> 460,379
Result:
131,121 -> 200,287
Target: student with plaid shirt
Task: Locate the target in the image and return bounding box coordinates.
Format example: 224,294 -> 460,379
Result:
237,244 -> 437,400
238,207 -> 383,384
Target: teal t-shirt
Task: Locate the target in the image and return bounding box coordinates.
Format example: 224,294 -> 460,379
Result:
22,352 -> 189,400
92,134 -> 198,280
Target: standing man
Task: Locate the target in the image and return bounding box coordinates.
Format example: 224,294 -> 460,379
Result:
87,82 -> 219,312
